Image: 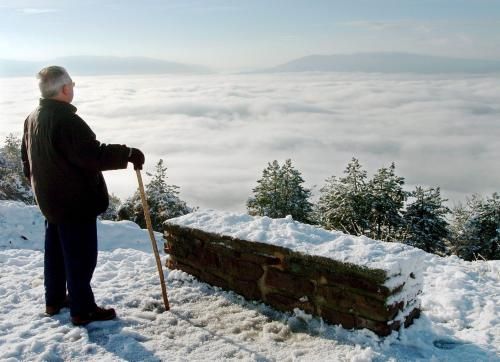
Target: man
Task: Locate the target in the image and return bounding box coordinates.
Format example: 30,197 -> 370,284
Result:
21,66 -> 145,326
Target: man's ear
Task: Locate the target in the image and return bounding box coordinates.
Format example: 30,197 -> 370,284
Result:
61,84 -> 70,95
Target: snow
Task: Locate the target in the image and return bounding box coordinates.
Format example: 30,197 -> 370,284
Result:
0,201 -> 163,252
167,210 -> 425,277
0,201 -> 499,361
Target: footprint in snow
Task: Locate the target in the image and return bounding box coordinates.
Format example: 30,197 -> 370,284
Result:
433,339 -> 467,350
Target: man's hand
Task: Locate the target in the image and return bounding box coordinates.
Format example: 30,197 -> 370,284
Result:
128,148 -> 145,170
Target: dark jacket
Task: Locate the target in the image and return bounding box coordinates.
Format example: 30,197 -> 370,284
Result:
22,98 -> 130,223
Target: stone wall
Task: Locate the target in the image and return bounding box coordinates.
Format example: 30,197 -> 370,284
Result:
164,224 -> 421,336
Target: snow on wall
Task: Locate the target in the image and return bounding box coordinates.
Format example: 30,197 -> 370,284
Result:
167,209 -> 426,280
168,210 -> 425,275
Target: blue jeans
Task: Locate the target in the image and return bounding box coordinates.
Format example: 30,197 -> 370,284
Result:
44,220 -> 98,317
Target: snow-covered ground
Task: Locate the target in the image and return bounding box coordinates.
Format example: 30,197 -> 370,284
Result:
0,201 -> 498,361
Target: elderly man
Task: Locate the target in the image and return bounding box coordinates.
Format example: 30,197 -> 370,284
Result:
21,66 -> 145,326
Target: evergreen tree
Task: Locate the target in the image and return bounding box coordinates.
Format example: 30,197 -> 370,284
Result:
366,163 -> 407,241
119,159 -> 192,231
450,193 -> 500,260
475,193 -> 500,260
0,134 -> 34,204
247,160 -> 282,218
315,158 -> 370,234
449,200 -> 476,260
403,186 -> 450,254
247,159 -> 313,223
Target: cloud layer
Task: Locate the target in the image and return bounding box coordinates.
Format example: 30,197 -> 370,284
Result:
1,73 -> 498,211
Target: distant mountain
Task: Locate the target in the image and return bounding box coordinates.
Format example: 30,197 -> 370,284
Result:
260,53 -> 500,74
0,56 -> 211,77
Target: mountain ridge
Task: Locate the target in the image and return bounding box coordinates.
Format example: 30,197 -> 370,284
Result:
258,52 -> 500,74
0,55 -> 211,77
2,52 -> 500,76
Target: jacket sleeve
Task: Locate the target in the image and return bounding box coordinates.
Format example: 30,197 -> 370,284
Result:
56,115 -> 130,172
21,117 -> 31,181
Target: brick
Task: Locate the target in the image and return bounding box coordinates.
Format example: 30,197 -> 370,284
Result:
404,308 -> 421,328
239,252 -> 281,266
164,243 -> 171,254
286,255 -> 387,285
231,279 -> 262,301
205,246 -> 238,263
355,316 -> 394,336
188,228 -> 214,243
201,271 -> 231,291
353,308 -> 420,336
317,286 -> 403,321
320,273 -> 391,296
227,259 -> 263,281
171,244 -> 191,258
265,268 -> 315,296
320,280 -> 390,302
166,258 -> 177,269
265,293 -> 315,314
320,306 -> 356,329
225,237 -> 292,260
164,236 -> 199,259
173,260 -> 203,279
200,249 -> 221,269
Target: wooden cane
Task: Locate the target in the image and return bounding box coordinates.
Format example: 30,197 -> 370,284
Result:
136,169 -> 170,311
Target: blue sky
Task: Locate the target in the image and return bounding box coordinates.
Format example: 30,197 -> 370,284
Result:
1,0 -> 499,69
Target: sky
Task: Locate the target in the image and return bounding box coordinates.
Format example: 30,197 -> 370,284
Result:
1,0 -> 500,70
1,72 -> 499,212
0,1 -> 499,212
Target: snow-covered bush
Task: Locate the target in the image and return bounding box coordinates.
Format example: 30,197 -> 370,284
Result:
118,159 -> 192,232
0,134 -> 34,204
315,158 -> 371,236
99,193 -> 122,221
403,186 -> 450,254
315,158 -> 408,242
449,193 -> 500,260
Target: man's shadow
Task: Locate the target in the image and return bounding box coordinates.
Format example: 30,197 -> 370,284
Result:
168,309 -> 271,361
85,318 -> 161,362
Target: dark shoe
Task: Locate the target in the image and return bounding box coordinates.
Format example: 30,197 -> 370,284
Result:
45,296 -> 70,316
71,306 -> 116,326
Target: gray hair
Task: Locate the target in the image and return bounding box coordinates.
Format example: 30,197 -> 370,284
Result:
37,66 -> 72,98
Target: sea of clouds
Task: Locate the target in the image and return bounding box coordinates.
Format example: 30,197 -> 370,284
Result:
1,72 -> 498,212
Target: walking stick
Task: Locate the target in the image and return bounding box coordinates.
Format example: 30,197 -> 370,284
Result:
136,169 -> 170,311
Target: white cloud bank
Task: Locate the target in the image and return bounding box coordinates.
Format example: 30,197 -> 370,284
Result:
1,73 -> 498,211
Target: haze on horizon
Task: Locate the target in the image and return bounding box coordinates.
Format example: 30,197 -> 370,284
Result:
1,0 -> 500,70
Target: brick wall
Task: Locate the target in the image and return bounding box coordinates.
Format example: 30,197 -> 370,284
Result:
164,224 -> 421,336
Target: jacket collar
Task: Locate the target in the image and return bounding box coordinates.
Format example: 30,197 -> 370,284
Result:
39,98 -> 77,113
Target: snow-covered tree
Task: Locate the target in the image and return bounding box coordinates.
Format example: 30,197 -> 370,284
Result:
403,186 -> 450,254
0,134 -> 34,204
366,162 -> 407,241
119,159 -> 192,231
99,193 -> 122,221
315,158 -> 370,234
247,159 -> 313,223
449,193 -> 500,260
